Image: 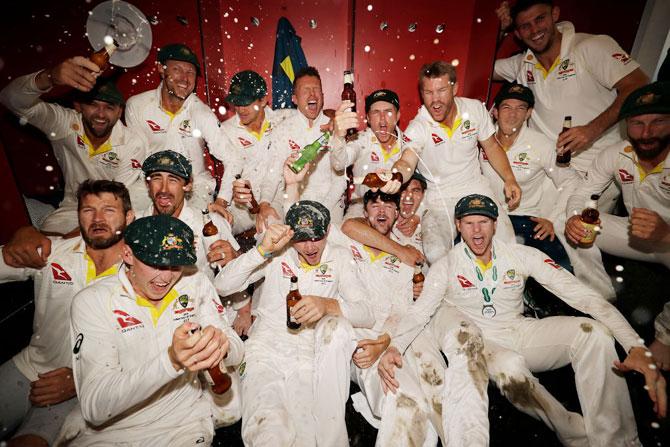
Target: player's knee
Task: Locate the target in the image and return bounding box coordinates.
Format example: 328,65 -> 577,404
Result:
576,318 -> 614,346
315,315 -> 353,348
242,410 -> 294,447
487,350 -> 529,386
441,320 -> 483,355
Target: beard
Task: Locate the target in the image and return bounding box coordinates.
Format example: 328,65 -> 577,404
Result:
82,117 -> 114,139
164,77 -> 194,101
81,222 -> 126,249
630,134 -> 670,161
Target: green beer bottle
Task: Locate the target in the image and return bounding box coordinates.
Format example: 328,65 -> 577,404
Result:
289,131 -> 331,173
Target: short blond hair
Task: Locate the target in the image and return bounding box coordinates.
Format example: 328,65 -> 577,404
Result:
419,61 -> 457,86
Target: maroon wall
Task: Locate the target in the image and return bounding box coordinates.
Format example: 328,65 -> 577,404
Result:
0,0 -> 646,244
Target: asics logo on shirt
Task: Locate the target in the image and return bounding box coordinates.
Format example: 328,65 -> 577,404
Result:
457,275 -> 475,288
618,169 -> 634,183
146,120 -> 164,133
238,137 -> 253,147
51,263 -> 73,282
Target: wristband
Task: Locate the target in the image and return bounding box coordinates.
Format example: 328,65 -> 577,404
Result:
257,245 -> 273,259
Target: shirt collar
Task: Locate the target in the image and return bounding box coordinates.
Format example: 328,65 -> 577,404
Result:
296,110 -> 327,129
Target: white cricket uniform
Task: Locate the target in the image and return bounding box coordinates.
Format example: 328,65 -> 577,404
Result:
390,218 -> 425,254
479,126 -> 615,298
260,112 -> 348,223
0,237 -> 118,440
125,84 -> 220,211
494,21 -> 639,176
403,98 -> 516,263
0,72 -> 149,234
215,107 -> 293,234
656,302 -> 670,345
214,242 -> 374,447
70,268 -> 243,446
393,240 -> 644,446
330,127 -> 405,218
566,140 -> 670,267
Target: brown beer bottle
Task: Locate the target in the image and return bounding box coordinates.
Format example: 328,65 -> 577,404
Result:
341,70 -> 357,138
190,325 -> 232,394
353,171 -> 403,188
234,174 -> 260,214
556,116 -> 572,165
202,209 -> 219,249
579,194 -> 600,246
286,276 -> 302,330
90,40 -> 118,71
412,262 -> 424,302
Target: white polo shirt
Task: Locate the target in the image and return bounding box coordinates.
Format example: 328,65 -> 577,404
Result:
71,268 -> 243,443
125,84 -> 219,200
566,140 -> 670,221
481,125 -> 580,221
403,97 -> 496,194
0,236 -> 119,381
0,72 -> 147,209
494,22 -> 640,173
260,112 -> 348,214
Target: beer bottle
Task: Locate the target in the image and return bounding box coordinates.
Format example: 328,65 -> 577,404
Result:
190,325 -> 232,394
412,262 -> 424,302
202,209 -> 219,250
353,171 -> 403,188
90,39 -> 118,71
556,116 -> 572,165
286,276 -> 302,330
579,194 -> 600,246
234,174 -> 260,214
341,70 -> 357,137
289,132 -> 331,174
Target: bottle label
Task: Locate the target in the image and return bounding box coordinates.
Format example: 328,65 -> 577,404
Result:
377,172 -> 392,182
579,221 -> 597,244
204,370 -> 216,387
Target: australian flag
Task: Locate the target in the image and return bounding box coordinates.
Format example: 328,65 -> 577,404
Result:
272,17 -> 308,110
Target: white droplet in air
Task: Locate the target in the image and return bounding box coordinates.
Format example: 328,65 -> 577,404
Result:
103,35 -> 114,46
462,112 -> 470,120
45,165 -> 53,172
644,350 -> 653,357
433,38 -> 439,44
615,276 -> 623,283
19,116 -> 28,126
49,186 -> 54,190
192,128 -> 202,138
233,17 -> 239,23
362,164 -> 369,171
409,54 -> 415,61
615,264 -> 624,272
364,45 -> 371,53
367,4 -> 373,11
436,24 -> 445,34
309,19 -> 317,29
380,21 -> 388,31
451,58 -> 460,66
49,132 -> 56,137
389,57 -> 394,62
651,422 -> 660,429
408,22 -> 417,32
131,78 -> 137,85
223,12 -> 229,18
476,18 -> 482,23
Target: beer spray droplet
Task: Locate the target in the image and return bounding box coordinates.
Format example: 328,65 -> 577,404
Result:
309,19 -> 317,29
433,38 -> 439,44
451,59 -> 460,66
367,4 -> 373,11
149,15 -> 159,25
45,165 -> 53,172
408,22 -> 417,32
615,265 -> 624,272
380,21 -> 388,31
218,106 -> 227,115
251,17 -> 260,26
176,16 -> 188,26
436,24 -> 445,33
409,54 -> 416,60
476,18 -> 482,23
103,35 -> 114,46
364,45 -> 371,53
192,128 -> 202,138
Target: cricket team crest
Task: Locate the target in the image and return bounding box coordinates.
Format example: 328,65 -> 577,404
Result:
162,233 -> 184,250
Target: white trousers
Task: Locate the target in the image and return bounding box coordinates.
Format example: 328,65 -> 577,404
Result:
484,316 -> 640,447
241,316 -> 356,447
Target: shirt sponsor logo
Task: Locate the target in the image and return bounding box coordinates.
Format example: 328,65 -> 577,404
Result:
350,246 -> 363,262
212,298 -> 225,314
526,70 -> 535,84
370,152 -> 380,162
660,175 -> 670,192
288,139 -> 301,152
76,135 -> 86,149
481,149 -> 489,161
512,152 -> 529,166
461,122 -> 477,137
238,137 -> 253,147
146,120 -> 164,133
556,59 -> 576,80
131,159 -> 142,169
114,309 -> 144,332
51,263 -> 73,283
178,119 -> 192,136
100,151 -> 120,168
402,134 -> 411,143
618,168 -> 634,183
281,261 -> 296,278
543,258 -> 562,270
457,275 -> 475,288
431,133 -> 444,145
314,263 -> 334,284
611,53 -> 631,65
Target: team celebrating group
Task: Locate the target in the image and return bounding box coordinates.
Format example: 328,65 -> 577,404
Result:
0,0 -> 668,445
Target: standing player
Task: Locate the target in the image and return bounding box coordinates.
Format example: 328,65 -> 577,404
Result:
0,57 -> 147,234
125,43 -> 221,211
381,61 -> 521,264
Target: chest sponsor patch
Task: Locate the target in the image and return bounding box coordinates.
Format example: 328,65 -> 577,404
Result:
618,168 -> 634,183
431,133 -> 444,145
99,151 -> 120,167
238,137 -> 253,148
313,263 -> 334,285
457,274 -> 475,289
461,120 -> 477,137
512,152 -> 530,167
556,59 -> 576,81
281,261 -> 296,278
370,152 -> 380,162
178,119 -> 192,136
114,309 -> 144,332
660,174 -> 670,192
288,139 -> 301,152
51,263 -> 73,283
543,258 -> 562,270
146,120 -> 164,133
526,70 -> 535,84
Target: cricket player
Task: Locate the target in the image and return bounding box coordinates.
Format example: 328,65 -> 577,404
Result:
564,81 -> 670,373
125,43 -> 221,211
0,57 -> 148,235
380,61 -> 521,264
0,180 -> 133,445
214,200 -> 373,446
383,194 -> 666,446
69,214 -> 243,445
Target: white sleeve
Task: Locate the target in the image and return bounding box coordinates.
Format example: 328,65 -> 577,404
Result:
476,102 -> 496,142
71,287 -> 181,426
655,302 -> 670,345
216,130 -> 243,202
329,134 -> 359,172
212,213 -> 240,251
522,245 -> 643,352
259,132 -> 289,204
402,117 -> 428,157
494,54 -> 523,82
214,247 -> 268,296
112,128 -> 147,186
566,145 -> 618,218
580,35 -> 640,90
385,257 -> 449,353
0,72 -> 74,141
335,250 -> 375,328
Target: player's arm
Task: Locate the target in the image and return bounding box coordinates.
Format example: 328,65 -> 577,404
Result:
480,135 -> 521,209
378,148 -> 419,195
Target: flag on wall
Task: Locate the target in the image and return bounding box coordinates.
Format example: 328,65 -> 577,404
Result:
272,17 -> 308,109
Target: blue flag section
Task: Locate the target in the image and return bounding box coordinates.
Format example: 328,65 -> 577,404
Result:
272,17 -> 308,109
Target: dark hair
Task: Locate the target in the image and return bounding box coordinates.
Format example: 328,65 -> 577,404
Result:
401,175 -> 427,192
293,66 -> 321,87
77,179 -> 132,214
419,61 -> 457,85
363,189 -> 400,209
511,0 -> 554,24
